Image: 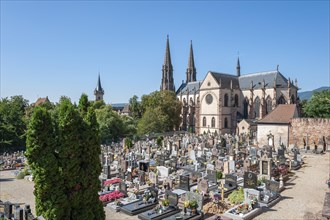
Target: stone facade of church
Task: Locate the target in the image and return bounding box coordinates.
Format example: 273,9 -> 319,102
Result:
160,37 -> 299,134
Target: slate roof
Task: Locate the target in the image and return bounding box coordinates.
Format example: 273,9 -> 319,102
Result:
111,103 -> 127,110
258,104 -> 298,124
239,71 -> 288,90
176,81 -> 202,95
209,71 -> 240,89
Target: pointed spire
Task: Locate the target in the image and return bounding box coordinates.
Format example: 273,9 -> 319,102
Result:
186,40 -> 197,83
160,35 -> 175,91
96,73 -> 103,92
164,35 -> 172,67
94,73 -> 104,101
236,57 -> 241,77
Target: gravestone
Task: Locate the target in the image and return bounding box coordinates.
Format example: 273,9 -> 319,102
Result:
166,190 -> 179,207
157,166 -> 169,177
4,201 -> 12,218
119,182 -> 127,196
103,164 -> 111,179
215,160 -> 223,171
207,170 -> 217,183
191,171 -> 202,182
139,171 -> 146,185
225,174 -> 237,188
223,161 -> 229,175
198,179 -> 209,195
265,180 -> 280,193
139,161 -> 149,172
149,172 -> 158,185
244,188 -> 260,203
178,175 -> 190,191
121,160 -> 128,171
14,207 -> 23,220
259,154 -> 271,180
185,192 -> 203,212
229,160 -> 235,173
243,171 -> 258,189
243,158 -> 251,172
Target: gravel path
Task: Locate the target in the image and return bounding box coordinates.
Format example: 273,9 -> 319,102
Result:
1,152 -> 329,220
256,152 -> 330,220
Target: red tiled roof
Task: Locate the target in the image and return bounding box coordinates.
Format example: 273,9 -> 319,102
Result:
34,97 -> 49,106
259,104 -> 298,124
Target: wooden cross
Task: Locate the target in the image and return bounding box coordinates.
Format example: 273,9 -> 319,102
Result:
220,182 -> 225,202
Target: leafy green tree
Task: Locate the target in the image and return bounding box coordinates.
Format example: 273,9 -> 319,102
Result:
27,97 -> 105,219
92,100 -> 106,110
0,96 -> 29,152
96,105 -> 124,143
122,115 -> 137,137
129,95 -> 142,119
303,90 -> 330,118
78,93 -> 90,116
138,90 -> 181,135
137,107 -> 166,135
25,106 -> 66,219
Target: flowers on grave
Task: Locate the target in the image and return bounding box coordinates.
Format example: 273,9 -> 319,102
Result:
103,178 -> 121,187
99,190 -> 124,202
161,199 -> 170,210
184,201 -> 190,208
189,200 -> 198,214
212,193 -> 221,204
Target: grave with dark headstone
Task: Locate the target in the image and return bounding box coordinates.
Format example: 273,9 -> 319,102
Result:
259,180 -> 281,207
138,191 -> 181,220
177,175 -> 190,191
120,187 -> 159,216
206,170 -> 217,184
139,171 -> 146,185
243,171 -> 258,189
224,174 -> 238,195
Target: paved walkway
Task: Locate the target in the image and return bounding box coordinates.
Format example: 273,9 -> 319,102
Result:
1,152 -> 329,220
256,152 -> 330,220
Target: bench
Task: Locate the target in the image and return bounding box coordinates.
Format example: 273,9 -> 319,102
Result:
322,192 -> 330,219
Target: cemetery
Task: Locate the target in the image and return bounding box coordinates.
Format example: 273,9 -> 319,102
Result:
93,132 -> 326,219
1,131 -> 329,220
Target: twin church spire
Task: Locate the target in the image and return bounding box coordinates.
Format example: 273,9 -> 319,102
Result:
160,36 -> 197,92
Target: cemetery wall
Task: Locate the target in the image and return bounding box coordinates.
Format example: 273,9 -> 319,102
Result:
257,124 -> 289,148
289,118 -> 330,148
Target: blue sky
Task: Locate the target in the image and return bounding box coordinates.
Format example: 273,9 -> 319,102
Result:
1,1 -> 329,104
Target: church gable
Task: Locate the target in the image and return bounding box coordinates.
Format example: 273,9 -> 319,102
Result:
199,71 -> 220,90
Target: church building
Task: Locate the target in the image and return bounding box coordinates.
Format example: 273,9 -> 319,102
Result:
160,36 -> 299,134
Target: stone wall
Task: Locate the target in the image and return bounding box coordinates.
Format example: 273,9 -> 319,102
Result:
289,118 -> 330,149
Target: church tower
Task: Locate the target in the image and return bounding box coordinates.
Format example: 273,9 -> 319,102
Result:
236,57 -> 241,77
94,73 -> 104,101
160,35 -> 175,91
186,40 -> 197,83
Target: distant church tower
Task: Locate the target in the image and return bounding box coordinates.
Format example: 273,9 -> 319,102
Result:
186,40 -> 197,83
236,57 -> 241,77
94,73 -> 104,101
160,35 -> 175,91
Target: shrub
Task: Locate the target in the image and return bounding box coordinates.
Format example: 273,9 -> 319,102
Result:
228,188 -> 244,205
216,171 -> 223,180
16,171 -> 26,179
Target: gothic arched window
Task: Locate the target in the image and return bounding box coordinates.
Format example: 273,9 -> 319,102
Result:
203,117 -> 206,127
224,94 -> 229,107
224,118 -> 228,128
278,95 -> 286,104
211,117 -> 215,128
234,94 -> 239,107
291,95 -> 295,104
254,97 -> 260,118
243,97 -> 249,118
266,96 -> 272,114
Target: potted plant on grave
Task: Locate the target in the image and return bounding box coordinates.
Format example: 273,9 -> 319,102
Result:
183,201 -> 190,215
161,199 -> 170,211
189,200 -> 198,215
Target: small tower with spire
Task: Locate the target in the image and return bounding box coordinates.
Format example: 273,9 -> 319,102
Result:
236,57 -> 241,77
160,35 -> 175,91
94,73 -> 104,101
186,40 -> 197,83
